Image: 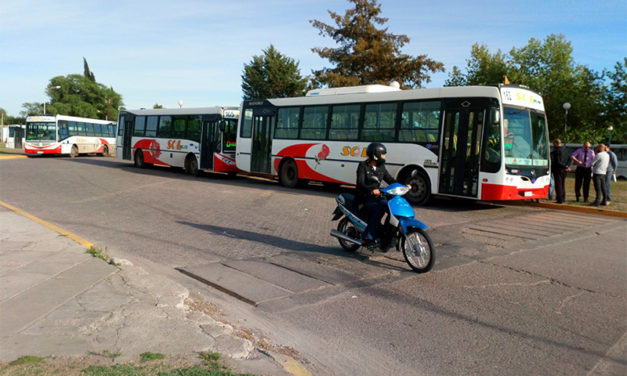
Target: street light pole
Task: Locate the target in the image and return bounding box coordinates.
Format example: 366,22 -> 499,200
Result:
43,86 -> 61,115
608,125 -> 613,146
562,102 -> 571,142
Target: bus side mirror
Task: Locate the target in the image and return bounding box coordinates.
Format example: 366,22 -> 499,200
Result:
219,121 -> 225,132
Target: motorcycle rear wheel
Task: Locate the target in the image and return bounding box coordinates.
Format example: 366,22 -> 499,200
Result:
337,217 -> 361,252
400,228 -> 435,273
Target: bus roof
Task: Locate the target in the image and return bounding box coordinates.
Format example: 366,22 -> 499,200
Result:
121,107 -> 230,116
26,115 -> 115,125
251,86 -> 502,107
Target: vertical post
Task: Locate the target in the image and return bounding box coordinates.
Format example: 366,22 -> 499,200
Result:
562,102 -> 571,143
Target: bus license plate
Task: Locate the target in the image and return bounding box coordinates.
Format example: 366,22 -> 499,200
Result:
523,191 -> 532,197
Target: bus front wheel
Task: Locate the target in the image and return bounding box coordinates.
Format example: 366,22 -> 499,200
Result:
70,145 -> 79,158
279,159 -> 299,188
402,169 -> 431,205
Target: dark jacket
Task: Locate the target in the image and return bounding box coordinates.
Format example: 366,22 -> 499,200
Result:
551,147 -> 568,173
356,160 -> 396,200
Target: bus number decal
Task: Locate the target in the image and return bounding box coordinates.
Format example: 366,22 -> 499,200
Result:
167,140 -> 189,151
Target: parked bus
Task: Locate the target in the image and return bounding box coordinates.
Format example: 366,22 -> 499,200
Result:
236,84 -> 550,204
2,124 -> 25,149
25,115 -> 116,157
116,107 -> 239,176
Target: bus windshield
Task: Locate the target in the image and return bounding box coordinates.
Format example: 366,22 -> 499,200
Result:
503,107 -> 549,167
26,122 -> 56,141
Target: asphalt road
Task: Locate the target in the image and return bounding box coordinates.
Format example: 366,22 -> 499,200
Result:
1,155 -> 625,375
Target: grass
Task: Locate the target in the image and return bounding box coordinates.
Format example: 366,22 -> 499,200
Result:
86,246 -> 110,263
139,352 -> 164,363
542,175 -> 627,212
8,356 -> 44,366
0,352 -> 255,376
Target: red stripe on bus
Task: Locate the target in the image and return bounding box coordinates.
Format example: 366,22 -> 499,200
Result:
481,183 -> 549,201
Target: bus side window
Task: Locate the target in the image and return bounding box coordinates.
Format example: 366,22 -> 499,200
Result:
481,107 -> 501,173
241,109 -> 253,138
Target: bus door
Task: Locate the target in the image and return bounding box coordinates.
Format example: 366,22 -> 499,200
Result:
200,115 -> 221,170
439,99 -> 487,197
122,114 -> 134,160
251,107 -> 275,174
14,127 -> 24,149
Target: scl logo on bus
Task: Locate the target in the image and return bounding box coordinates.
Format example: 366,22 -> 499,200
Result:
340,145 -> 368,157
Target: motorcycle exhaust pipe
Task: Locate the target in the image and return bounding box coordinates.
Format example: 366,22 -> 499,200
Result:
330,230 -> 363,246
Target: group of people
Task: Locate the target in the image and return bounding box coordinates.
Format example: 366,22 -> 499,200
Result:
551,140 -> 618,206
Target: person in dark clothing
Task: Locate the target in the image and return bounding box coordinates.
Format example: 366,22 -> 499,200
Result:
356,143 -> 408,248
550,138 -> 569,204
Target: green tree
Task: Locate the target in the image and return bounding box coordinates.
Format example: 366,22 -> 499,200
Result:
153,103 -> 164,109
444,43 -> 508,86
599,58 -> 626,144
241,45 -> 308,100
83,57 -> 96,82
446,34 -> 608,143
310,0 -> 443,88
43,74 -> 123,120
20,103 -> 43,118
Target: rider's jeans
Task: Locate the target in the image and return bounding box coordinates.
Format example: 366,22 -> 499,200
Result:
363,198 -> 388,241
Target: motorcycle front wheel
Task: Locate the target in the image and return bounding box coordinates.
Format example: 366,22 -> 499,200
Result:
400,228 -> 435,273
337,217 -> 361,252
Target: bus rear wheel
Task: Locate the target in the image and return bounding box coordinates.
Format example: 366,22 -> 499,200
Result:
279,159 -> 299,188
70,145 -> 79,158
134,149 -> 145,168
102,145 -> 109,157
402,169 -> 431,205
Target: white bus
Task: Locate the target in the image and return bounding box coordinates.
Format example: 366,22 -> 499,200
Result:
25,115 -> 116,157
2,124 -> 25,149
116,107 -> 239,176
236,84 -> 550,204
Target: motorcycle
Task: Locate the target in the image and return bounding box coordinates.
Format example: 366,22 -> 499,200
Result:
330,183 -> 435,273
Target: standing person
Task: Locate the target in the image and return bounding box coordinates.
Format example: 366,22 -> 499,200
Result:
356,143 -> 405,248
550,139 -> 569,204
605,145 -> 618,205
570,142 -> 595,202
590,144 -> 609,206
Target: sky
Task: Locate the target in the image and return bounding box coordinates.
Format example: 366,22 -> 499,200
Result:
1,0 -> 625,117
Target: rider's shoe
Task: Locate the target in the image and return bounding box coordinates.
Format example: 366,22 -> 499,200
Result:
364,238 -> 380,250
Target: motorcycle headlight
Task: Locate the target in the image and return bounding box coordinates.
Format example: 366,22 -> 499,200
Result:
386,186 -> 409,196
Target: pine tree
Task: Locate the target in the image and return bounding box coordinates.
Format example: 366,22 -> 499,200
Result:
310,0 -> 443,89
83,57 -> 96,82
241,45 -> 308,100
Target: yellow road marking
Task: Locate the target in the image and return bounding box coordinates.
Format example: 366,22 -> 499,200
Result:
0,155 -> 27,159
0,200 -> 94,248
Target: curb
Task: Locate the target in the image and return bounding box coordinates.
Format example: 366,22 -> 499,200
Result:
0,200 -> 94,248
506,200 -> 627,218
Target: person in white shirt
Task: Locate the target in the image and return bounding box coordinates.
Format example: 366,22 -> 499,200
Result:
590,144 -> 610,206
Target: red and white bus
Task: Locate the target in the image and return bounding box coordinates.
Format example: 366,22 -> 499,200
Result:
25,115 -> 116,157
236,84 -> 550,204
116,107 -> 239,176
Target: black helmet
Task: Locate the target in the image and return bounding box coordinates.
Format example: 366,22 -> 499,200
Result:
366,142 -> 387,161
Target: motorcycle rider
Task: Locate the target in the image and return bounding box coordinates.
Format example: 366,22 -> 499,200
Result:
356,143 -> 409,248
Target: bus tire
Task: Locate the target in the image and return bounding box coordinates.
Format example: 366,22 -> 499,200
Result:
70,145 -> 79,158
102,145 -> 109,157
186,154 -> 199,176
279,159 -> 299,188
134,149 -> 145,168
401,168 -> 431,205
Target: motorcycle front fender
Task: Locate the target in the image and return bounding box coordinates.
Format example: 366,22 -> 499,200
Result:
398,217 -> 428,233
